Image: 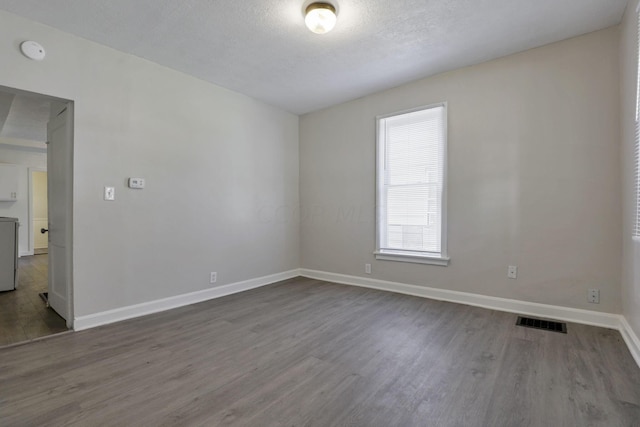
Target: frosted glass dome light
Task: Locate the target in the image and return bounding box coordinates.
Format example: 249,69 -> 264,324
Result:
305,3 -> 337,34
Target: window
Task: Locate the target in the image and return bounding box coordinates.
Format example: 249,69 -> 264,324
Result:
635,11 -> 640,239
376,103 -> 449,265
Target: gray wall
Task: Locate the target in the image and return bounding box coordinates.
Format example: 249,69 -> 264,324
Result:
620,1 -> 640,340
300,27 -> 622,313
0,8 -> 628,323
0,10 -> 300,317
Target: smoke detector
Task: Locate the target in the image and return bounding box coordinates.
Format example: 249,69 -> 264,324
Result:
20,41 -> 46,61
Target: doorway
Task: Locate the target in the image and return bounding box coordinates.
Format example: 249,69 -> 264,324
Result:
0,86 -> 74,346
30,169 -> 48,255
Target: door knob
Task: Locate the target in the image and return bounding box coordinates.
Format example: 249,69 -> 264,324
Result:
41,228 -> 48,234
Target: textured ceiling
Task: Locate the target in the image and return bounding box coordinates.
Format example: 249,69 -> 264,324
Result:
0,0 -> 629,114
0,91 -> 50,142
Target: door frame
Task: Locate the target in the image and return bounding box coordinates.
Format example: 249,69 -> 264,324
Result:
0,84 -> 75,329
27,166 -> 47,256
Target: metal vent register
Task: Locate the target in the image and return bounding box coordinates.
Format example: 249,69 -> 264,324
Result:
516,316 -> 567,334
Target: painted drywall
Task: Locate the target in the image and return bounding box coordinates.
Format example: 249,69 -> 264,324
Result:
300,27 -> 622,313
620,1 -> 640,341
0,140 -> 47,255
0,10 -> 299,318
32,170 -> 47,250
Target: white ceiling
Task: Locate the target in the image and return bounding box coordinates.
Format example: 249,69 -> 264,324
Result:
0,91 -> 50,142
0,0 -> 629,114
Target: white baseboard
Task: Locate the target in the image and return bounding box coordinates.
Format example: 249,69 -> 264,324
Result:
72,266 -> 640,370
74,269 -> 301,331
619,317 -> 640,369
300,269 -> 640,368
300,269 -> 621,329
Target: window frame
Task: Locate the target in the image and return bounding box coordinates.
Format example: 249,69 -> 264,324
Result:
374,102 -> 450,266
634,8 -> 640,242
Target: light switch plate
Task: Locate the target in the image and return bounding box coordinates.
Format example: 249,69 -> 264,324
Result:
104,186 -> 115,201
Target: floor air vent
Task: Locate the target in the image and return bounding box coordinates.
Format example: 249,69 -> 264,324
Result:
516,316 -> 567,334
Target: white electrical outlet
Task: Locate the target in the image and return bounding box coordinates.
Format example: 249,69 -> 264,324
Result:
588,289 -> 600,304
104,186 -> 115,201
365,263 -> 371,274
210,272 -> 217,284
507,265 -> 517,279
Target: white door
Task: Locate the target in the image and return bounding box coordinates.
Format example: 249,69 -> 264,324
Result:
47,105 -> 73,327
32,170 -> 48,254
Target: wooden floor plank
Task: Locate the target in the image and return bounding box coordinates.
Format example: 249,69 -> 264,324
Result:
0,254 -> 67,347
1,278 -> 639,426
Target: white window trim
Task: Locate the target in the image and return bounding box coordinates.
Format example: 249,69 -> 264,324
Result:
374,251 -> 450,266
635,7 -> 640,242
375,102 -> 449,266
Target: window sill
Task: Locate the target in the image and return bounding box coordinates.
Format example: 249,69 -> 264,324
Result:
374,251 -> 450,266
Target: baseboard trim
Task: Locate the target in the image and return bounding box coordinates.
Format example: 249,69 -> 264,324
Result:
619,317 -> 640,369
72,267 -> 640,369
300,269 -> 640,368
299,269 -> 621,329
74,269 -> 301,331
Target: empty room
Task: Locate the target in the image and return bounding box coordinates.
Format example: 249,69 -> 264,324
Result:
1,0 -> 640,426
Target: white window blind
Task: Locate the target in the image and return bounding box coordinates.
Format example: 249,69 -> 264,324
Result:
376,104 -> 448,264
635,12 -> 640,237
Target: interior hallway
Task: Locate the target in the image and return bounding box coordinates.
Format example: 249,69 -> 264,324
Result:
0,254 -> 67,346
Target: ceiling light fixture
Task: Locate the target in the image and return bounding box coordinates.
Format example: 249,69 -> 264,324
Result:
305,3 -> 337,34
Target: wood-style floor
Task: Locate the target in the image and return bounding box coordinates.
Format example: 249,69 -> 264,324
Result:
1,277 -> 639,426
0,254 -> 67,346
